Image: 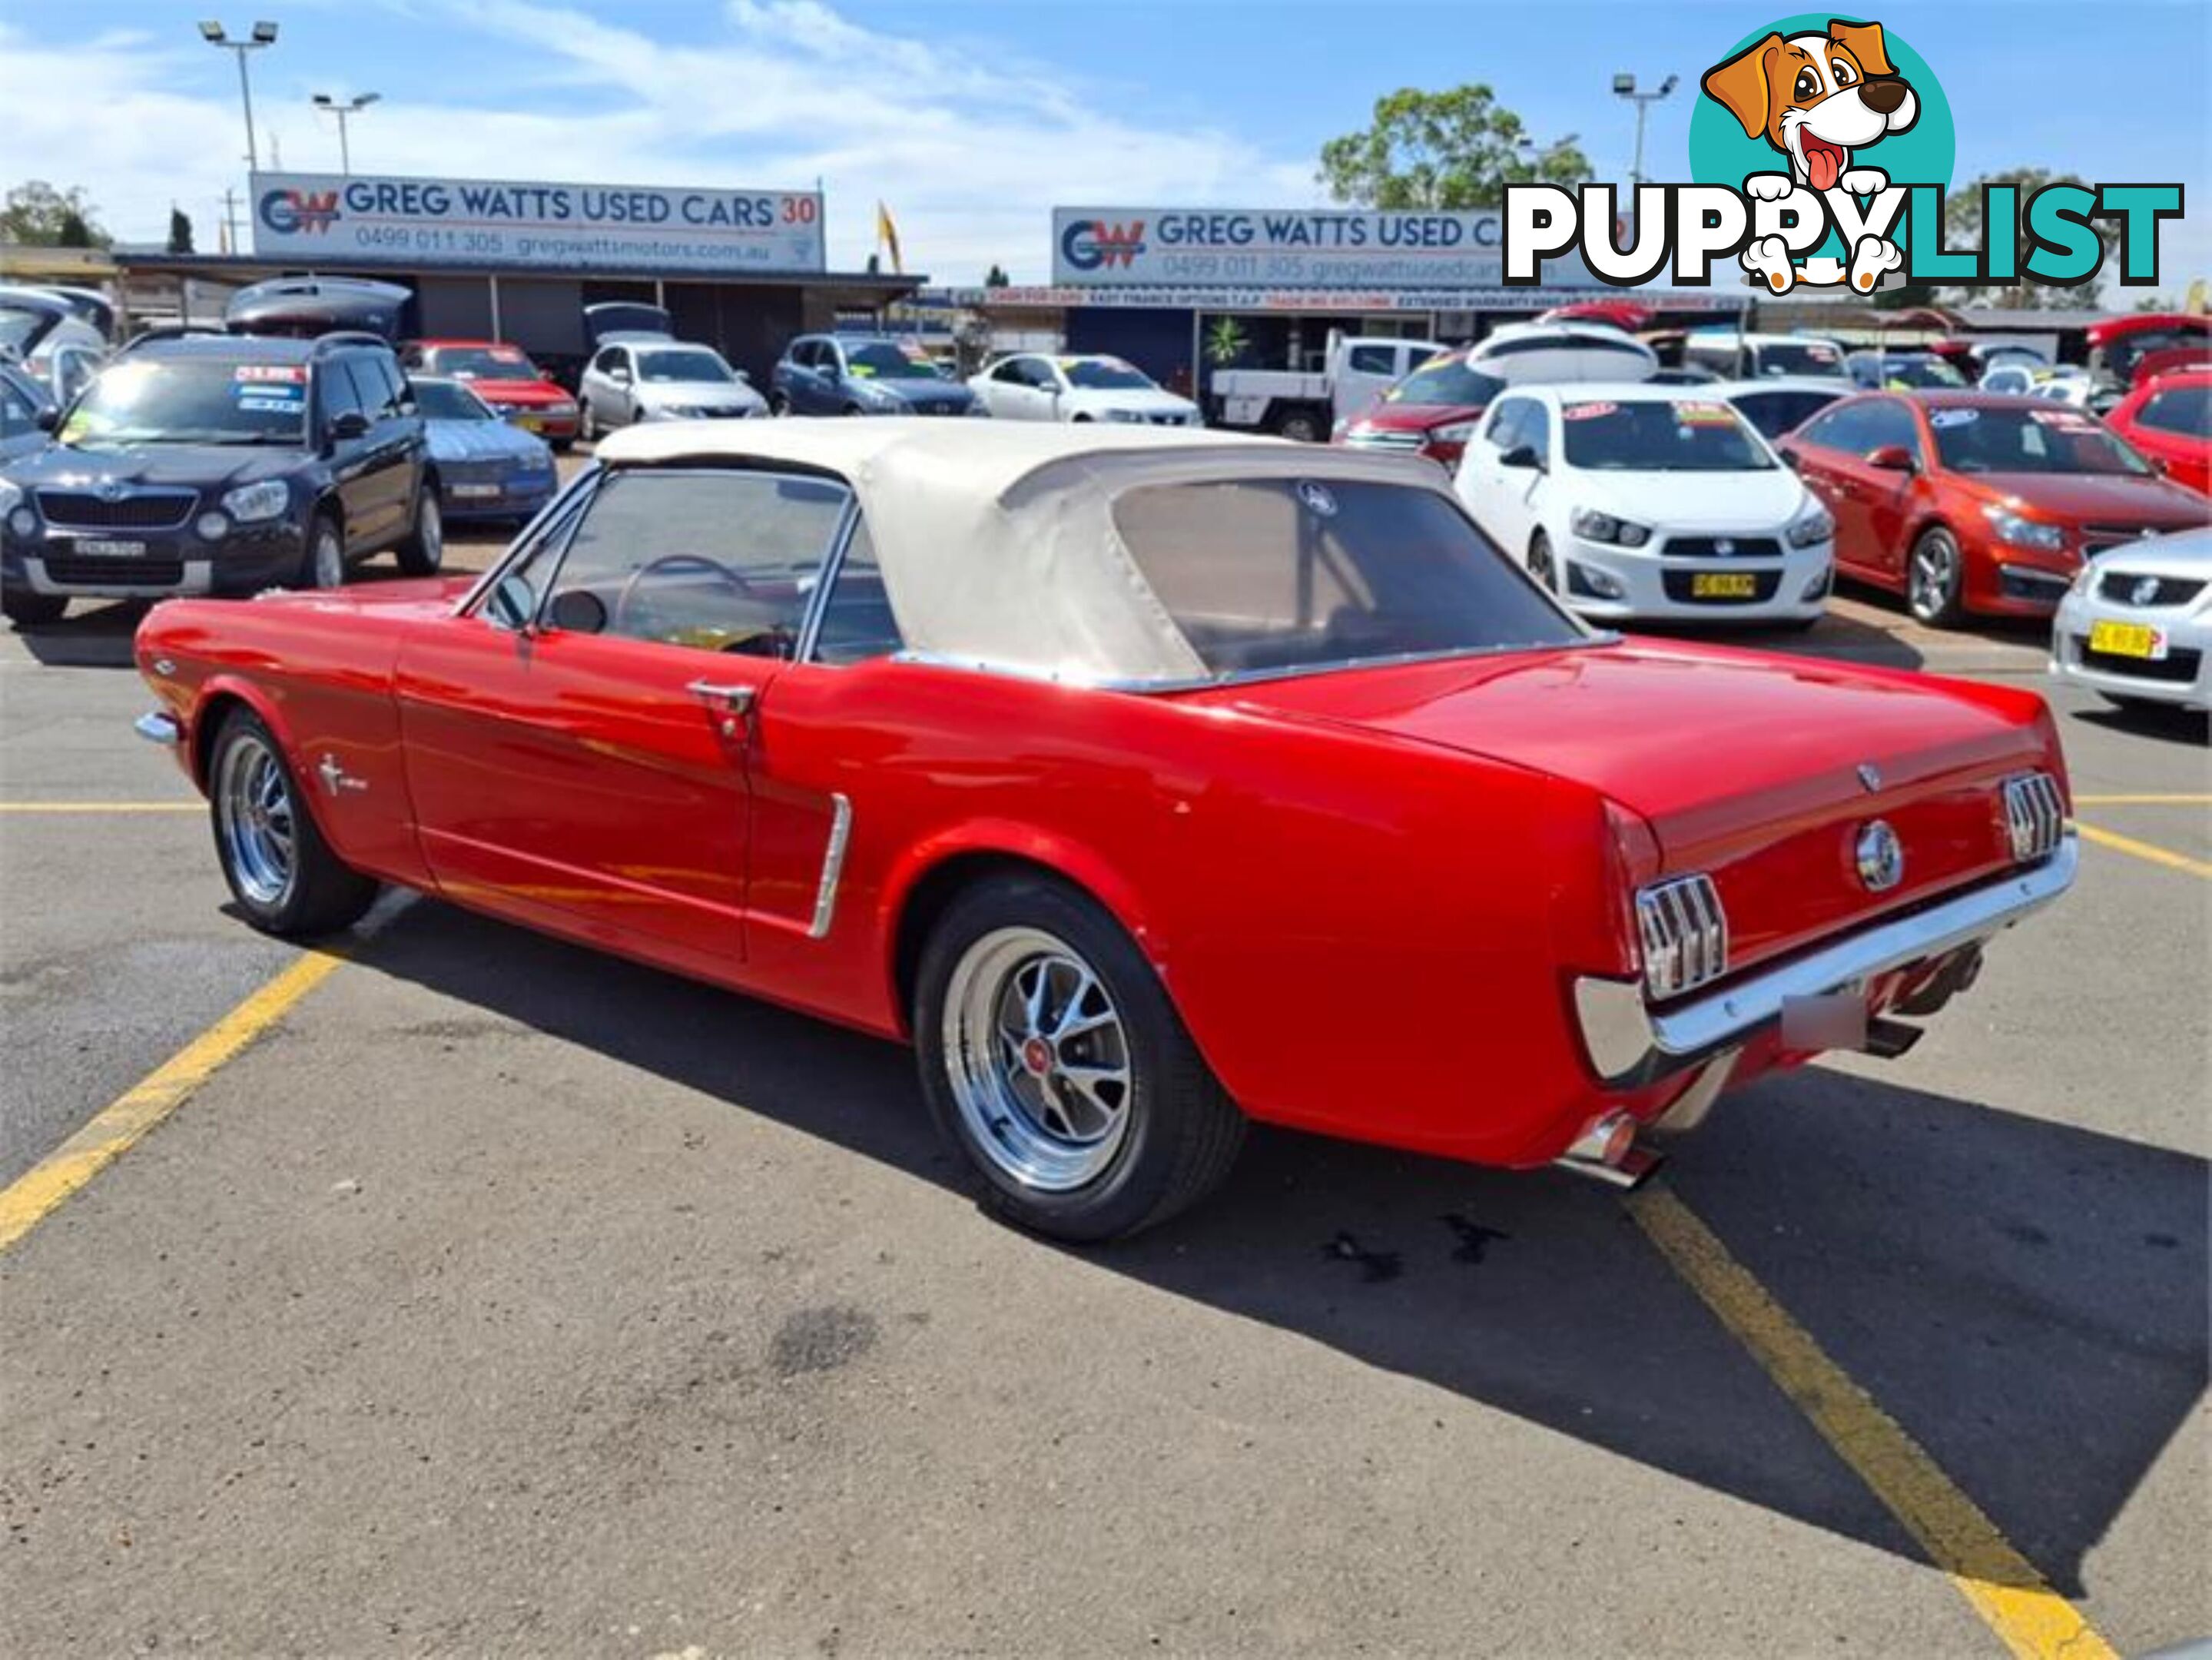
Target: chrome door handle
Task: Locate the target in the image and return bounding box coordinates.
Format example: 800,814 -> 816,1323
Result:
686,680 -> 757,713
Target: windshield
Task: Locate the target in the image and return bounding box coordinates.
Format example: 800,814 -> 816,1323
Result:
1928,405 -> 2154,476
435,345 -> 541,382
1730,388 -> 1844,438
1758,340 -> 1845,377
0,305 -> 52,357
844,340 -> 940,380
637,348 -> 735,384
412,380 -> 494,421
1063,358 -> 1154,391
60,357 -> 306,447
1388,357 -> 1507,408
1859,354 -> 1967,389
1113,476 -> 1584,678
1560,399 -> 1774,471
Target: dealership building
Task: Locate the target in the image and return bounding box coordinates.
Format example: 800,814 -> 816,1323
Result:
108,171 -> 920,383
894,205 -> 1747,394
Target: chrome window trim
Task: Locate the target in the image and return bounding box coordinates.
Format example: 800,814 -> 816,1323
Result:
888,634 -> 1621,696
793,498 -> 867,666
456,461 -> 603,621
807,793 -> 854,940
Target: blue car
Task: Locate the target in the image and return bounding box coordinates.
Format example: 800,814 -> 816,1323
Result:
410,376 -> 559,523
770,334 -> 980,417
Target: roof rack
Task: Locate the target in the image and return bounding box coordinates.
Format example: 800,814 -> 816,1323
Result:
310,330 -> 396,354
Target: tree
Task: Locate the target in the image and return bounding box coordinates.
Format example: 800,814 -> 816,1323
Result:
984,263 -> 1010,287
1,180 -> 110,247
1944,170 -> 2116,310
1318,86 -> 1589,210
167,207 -> 195,254
1203,317 -> 1249,368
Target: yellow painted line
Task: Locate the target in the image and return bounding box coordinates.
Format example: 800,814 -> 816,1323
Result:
2071,793 -> 2211,806
0,801 -> 200,814
0,950 -> 345,1253
1627,1185 -> 2117,1660
2075,821 -> 2212,880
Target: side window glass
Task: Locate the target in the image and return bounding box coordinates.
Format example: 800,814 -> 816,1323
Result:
319,357 -> 366,423
1799,403 -> 1862,454
591,347 -> 622,374
0,377 -> 33,437
810,520 -> 905,666
543,470 -> 852,658
820,344 -> 844,377
1348,344 -> 1395,375
1859,400 -> 1918,458
1524,403 -> 1553,466
1487,399 -> 1526,451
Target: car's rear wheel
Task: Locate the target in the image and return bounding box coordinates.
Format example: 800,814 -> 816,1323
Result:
914,875 -> 1245,1243
768,390 -> 791,417
396,485 -> 443,576
1527,530 -> 1560,593
1270,407 -> 1325,443
1906,526 -> 1966,626
2,587 -> 68,627
579,400 -> 599,443
208,709 -> 379,938
299,513 -> 345,589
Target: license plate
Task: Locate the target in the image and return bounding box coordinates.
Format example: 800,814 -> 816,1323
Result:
514,416 -> 542,432
1691,572 -> 1759,599
72,539 -> 148,558
2088,618 -> 2167,659
451,483 -> 502,500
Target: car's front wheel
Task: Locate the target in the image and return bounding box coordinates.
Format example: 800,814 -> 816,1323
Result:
1527,530 -> 1560,593
299,513 -> 345,589
768,390 -> 791,417
395,484 -> 443,576
579,399 -> 599,443
914,874 -> 1245,1242
208,708 -> 380,938
1907,526 -> 1967,626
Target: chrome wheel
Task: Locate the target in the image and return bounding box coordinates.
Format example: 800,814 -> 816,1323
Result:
310,520 -> 343,589
1909,532 -> 1957,620
1528,533 -> 1558,593
415,492 -> 443,569
942,926 -> 1134,1192
215,732 -> 296,908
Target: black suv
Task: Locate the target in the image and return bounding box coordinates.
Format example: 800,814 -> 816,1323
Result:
0,332 -> 437,626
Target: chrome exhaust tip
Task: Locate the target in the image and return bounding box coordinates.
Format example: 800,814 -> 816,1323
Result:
1553,1110 -> 1665,1189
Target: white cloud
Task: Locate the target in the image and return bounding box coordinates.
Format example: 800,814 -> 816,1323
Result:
0,3 -> 1319,282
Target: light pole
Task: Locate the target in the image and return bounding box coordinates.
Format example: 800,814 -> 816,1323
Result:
199,20 -> 280,174
312,92 -> 381,174
1611,71 -> 1679,188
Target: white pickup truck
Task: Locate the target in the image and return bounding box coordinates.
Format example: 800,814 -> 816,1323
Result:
1209,334 -> 1442,442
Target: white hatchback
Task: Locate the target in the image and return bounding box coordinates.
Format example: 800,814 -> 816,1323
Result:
1453,383 -> 1836,626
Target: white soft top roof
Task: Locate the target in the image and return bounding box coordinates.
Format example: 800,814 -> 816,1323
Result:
592,420 -> 1454,684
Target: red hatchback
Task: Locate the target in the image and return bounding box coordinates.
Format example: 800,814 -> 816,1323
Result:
399,339 -> 579,450
1779,391 -> 2210,625
1333,350 -> 1507,469
2104,370 -> 2212,496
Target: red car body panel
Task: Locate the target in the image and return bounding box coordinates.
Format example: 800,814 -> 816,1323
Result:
134,561 -> 2070,1175
2105,370 -> 2212,495
1335,399 -> 1489,467
403,338 -> 579,439
1780,391 -> 2211,617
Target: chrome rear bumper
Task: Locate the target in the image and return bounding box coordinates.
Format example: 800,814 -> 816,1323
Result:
1574,835 -> 2078,1087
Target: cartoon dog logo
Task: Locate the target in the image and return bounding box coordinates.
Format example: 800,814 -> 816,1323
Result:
1703,18 -> 1919,294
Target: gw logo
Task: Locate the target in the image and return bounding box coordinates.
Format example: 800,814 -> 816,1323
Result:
259,189 -> 342,236
1060,218 -> 1146,272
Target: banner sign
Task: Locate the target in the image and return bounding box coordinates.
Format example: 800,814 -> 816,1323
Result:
1053,208 -> 1608,290
251,172 -> 825,274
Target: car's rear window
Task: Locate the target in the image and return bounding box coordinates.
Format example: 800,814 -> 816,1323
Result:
1111,476 -> 1584,678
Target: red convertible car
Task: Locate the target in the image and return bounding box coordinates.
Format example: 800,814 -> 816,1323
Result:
134,424 -> 2075,1240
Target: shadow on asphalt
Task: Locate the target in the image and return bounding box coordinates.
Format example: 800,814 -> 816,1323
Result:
2065,699 -> 2211,748
9,599 -> 145,669
353,895 -> 2207,1599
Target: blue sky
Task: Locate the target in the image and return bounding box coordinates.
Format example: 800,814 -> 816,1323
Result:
3,0 -> 2206,294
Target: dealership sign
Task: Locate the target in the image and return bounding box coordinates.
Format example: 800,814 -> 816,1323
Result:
250,172 -> 825,274
1053,208 -> 1607,289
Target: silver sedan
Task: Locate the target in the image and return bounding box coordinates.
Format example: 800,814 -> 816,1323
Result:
2050,526 -> 2212,712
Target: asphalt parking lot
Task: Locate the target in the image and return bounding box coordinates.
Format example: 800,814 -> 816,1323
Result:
2,487 -> 2205,1657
